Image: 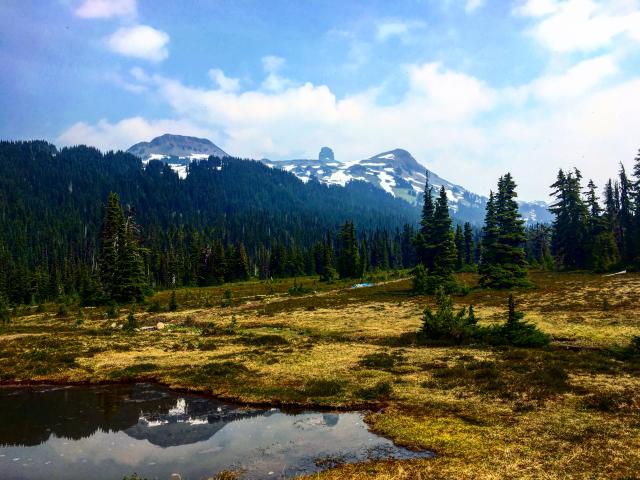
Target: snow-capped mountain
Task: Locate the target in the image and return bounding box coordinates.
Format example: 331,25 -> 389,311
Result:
127,134 -> 228,179
125,135 -> 551,225
263,147 -> 552,225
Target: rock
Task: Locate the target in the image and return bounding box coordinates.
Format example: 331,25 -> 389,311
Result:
157,321 -> 166,330
318,146 -> 334,162
110,322 -> 117,329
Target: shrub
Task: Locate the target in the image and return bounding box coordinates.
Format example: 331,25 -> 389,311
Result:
106,301 -> 119,319
304,378 -> 345,397
168,291 -> 178,311
146,300 -> 162,313
196,340 -> 218,351
221,289 -> 233,308
356,380 -> 393,400
412,264 -> 429,294
75,307 -> 85,327
498,295 -> 549,347
123,306 -> 138,333
288,279 -> 313,296
419,287 -> 476,343
359,352 -> 402,370
238,334 -> 289,346
56,303 -> 68,317
0,298 -> 11,324
226,315 -> 238,334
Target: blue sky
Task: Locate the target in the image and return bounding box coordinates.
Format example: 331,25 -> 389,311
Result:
1,0 -> 640,199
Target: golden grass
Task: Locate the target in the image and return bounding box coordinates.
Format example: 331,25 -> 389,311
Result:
1,271 -> 639,479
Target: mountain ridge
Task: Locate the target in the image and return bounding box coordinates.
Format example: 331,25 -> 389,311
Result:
262,147 -> 552,225
125,134 -> 551,225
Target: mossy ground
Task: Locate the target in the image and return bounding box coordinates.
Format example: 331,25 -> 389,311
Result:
1,271 -> 639,479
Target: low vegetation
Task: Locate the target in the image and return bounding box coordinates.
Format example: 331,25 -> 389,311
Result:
1,271 -> 639,479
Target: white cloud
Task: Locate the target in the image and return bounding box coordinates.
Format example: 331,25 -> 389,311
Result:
406,62 -> 496,120
492,77 -> 640,199
261,55 -> 285,73
375,20 -> 426,42
260,55 -> 290,91
512,0 -> 559,17
58,117 -> 211,151
514,0 -> 640,52
106,25 -> 170,62
59,53 -> 640,199
208,68 -> 240,92
74,0 -> 136,18
465,0 -> 485,14
507,54 -> 619,103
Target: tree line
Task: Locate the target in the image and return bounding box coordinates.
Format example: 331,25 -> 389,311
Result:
0,140 -> 420,305
549,152 -> 640,272
2,139 -> 639,309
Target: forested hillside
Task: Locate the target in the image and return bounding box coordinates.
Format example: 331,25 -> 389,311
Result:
0,140 -> 419,303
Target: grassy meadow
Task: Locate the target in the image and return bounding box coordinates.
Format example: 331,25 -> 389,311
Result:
1,270 -> 639,479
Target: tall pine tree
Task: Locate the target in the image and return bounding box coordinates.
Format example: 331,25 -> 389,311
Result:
480,174 -> 530,288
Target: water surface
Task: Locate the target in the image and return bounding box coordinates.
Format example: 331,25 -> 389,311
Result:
0,383 -> 431,479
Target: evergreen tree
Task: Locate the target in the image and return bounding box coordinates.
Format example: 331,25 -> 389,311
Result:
116,216 -> 147,302
479,191 -> 499,283
360,237 -> 369,276
416,172 -> 435,270
419,186 -> 458,292
618,164 -> 634,264
549,169 -> 589,269
419,287 -> 476,343
337,221 -> 360,279
454,224 -> 464,270
98,193 -> 146,302
633,150 -> 640,268
585,179 -> 619,271
233,241 -> 251,281
480,174 -> 530,288
168,290 -> 178,311
211,240 -> 226,284
320,232 -> 337,281
463,222 -> 474,266
98,192 -> 125,300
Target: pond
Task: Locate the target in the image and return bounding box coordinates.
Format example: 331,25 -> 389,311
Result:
0,383 -> 432,479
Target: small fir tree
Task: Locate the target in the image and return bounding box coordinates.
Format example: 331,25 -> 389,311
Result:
168,290 -> 178,311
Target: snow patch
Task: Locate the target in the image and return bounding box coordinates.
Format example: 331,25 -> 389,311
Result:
377,171 -> 396,196
327,169 -> 353,186
169,164 -> 187,179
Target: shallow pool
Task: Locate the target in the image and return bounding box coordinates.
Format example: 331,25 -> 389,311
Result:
0,383 -> 432,479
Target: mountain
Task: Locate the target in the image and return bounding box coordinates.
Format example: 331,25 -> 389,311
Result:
127,134 -> 228,178
263,147 -> 552,225
124,134 -> 551,225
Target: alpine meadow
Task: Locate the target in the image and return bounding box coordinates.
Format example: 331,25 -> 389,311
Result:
1,1 -> 639,479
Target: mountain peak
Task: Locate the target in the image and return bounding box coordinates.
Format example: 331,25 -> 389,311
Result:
319,146 -> 334,162
127,134 -> 228,159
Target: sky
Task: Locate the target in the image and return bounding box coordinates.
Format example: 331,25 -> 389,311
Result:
1,0 -> 640,200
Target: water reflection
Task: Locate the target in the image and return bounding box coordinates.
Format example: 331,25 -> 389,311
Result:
0,384 -> 431,479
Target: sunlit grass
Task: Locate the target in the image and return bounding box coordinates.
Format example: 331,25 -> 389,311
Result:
1,270 -> 639,478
